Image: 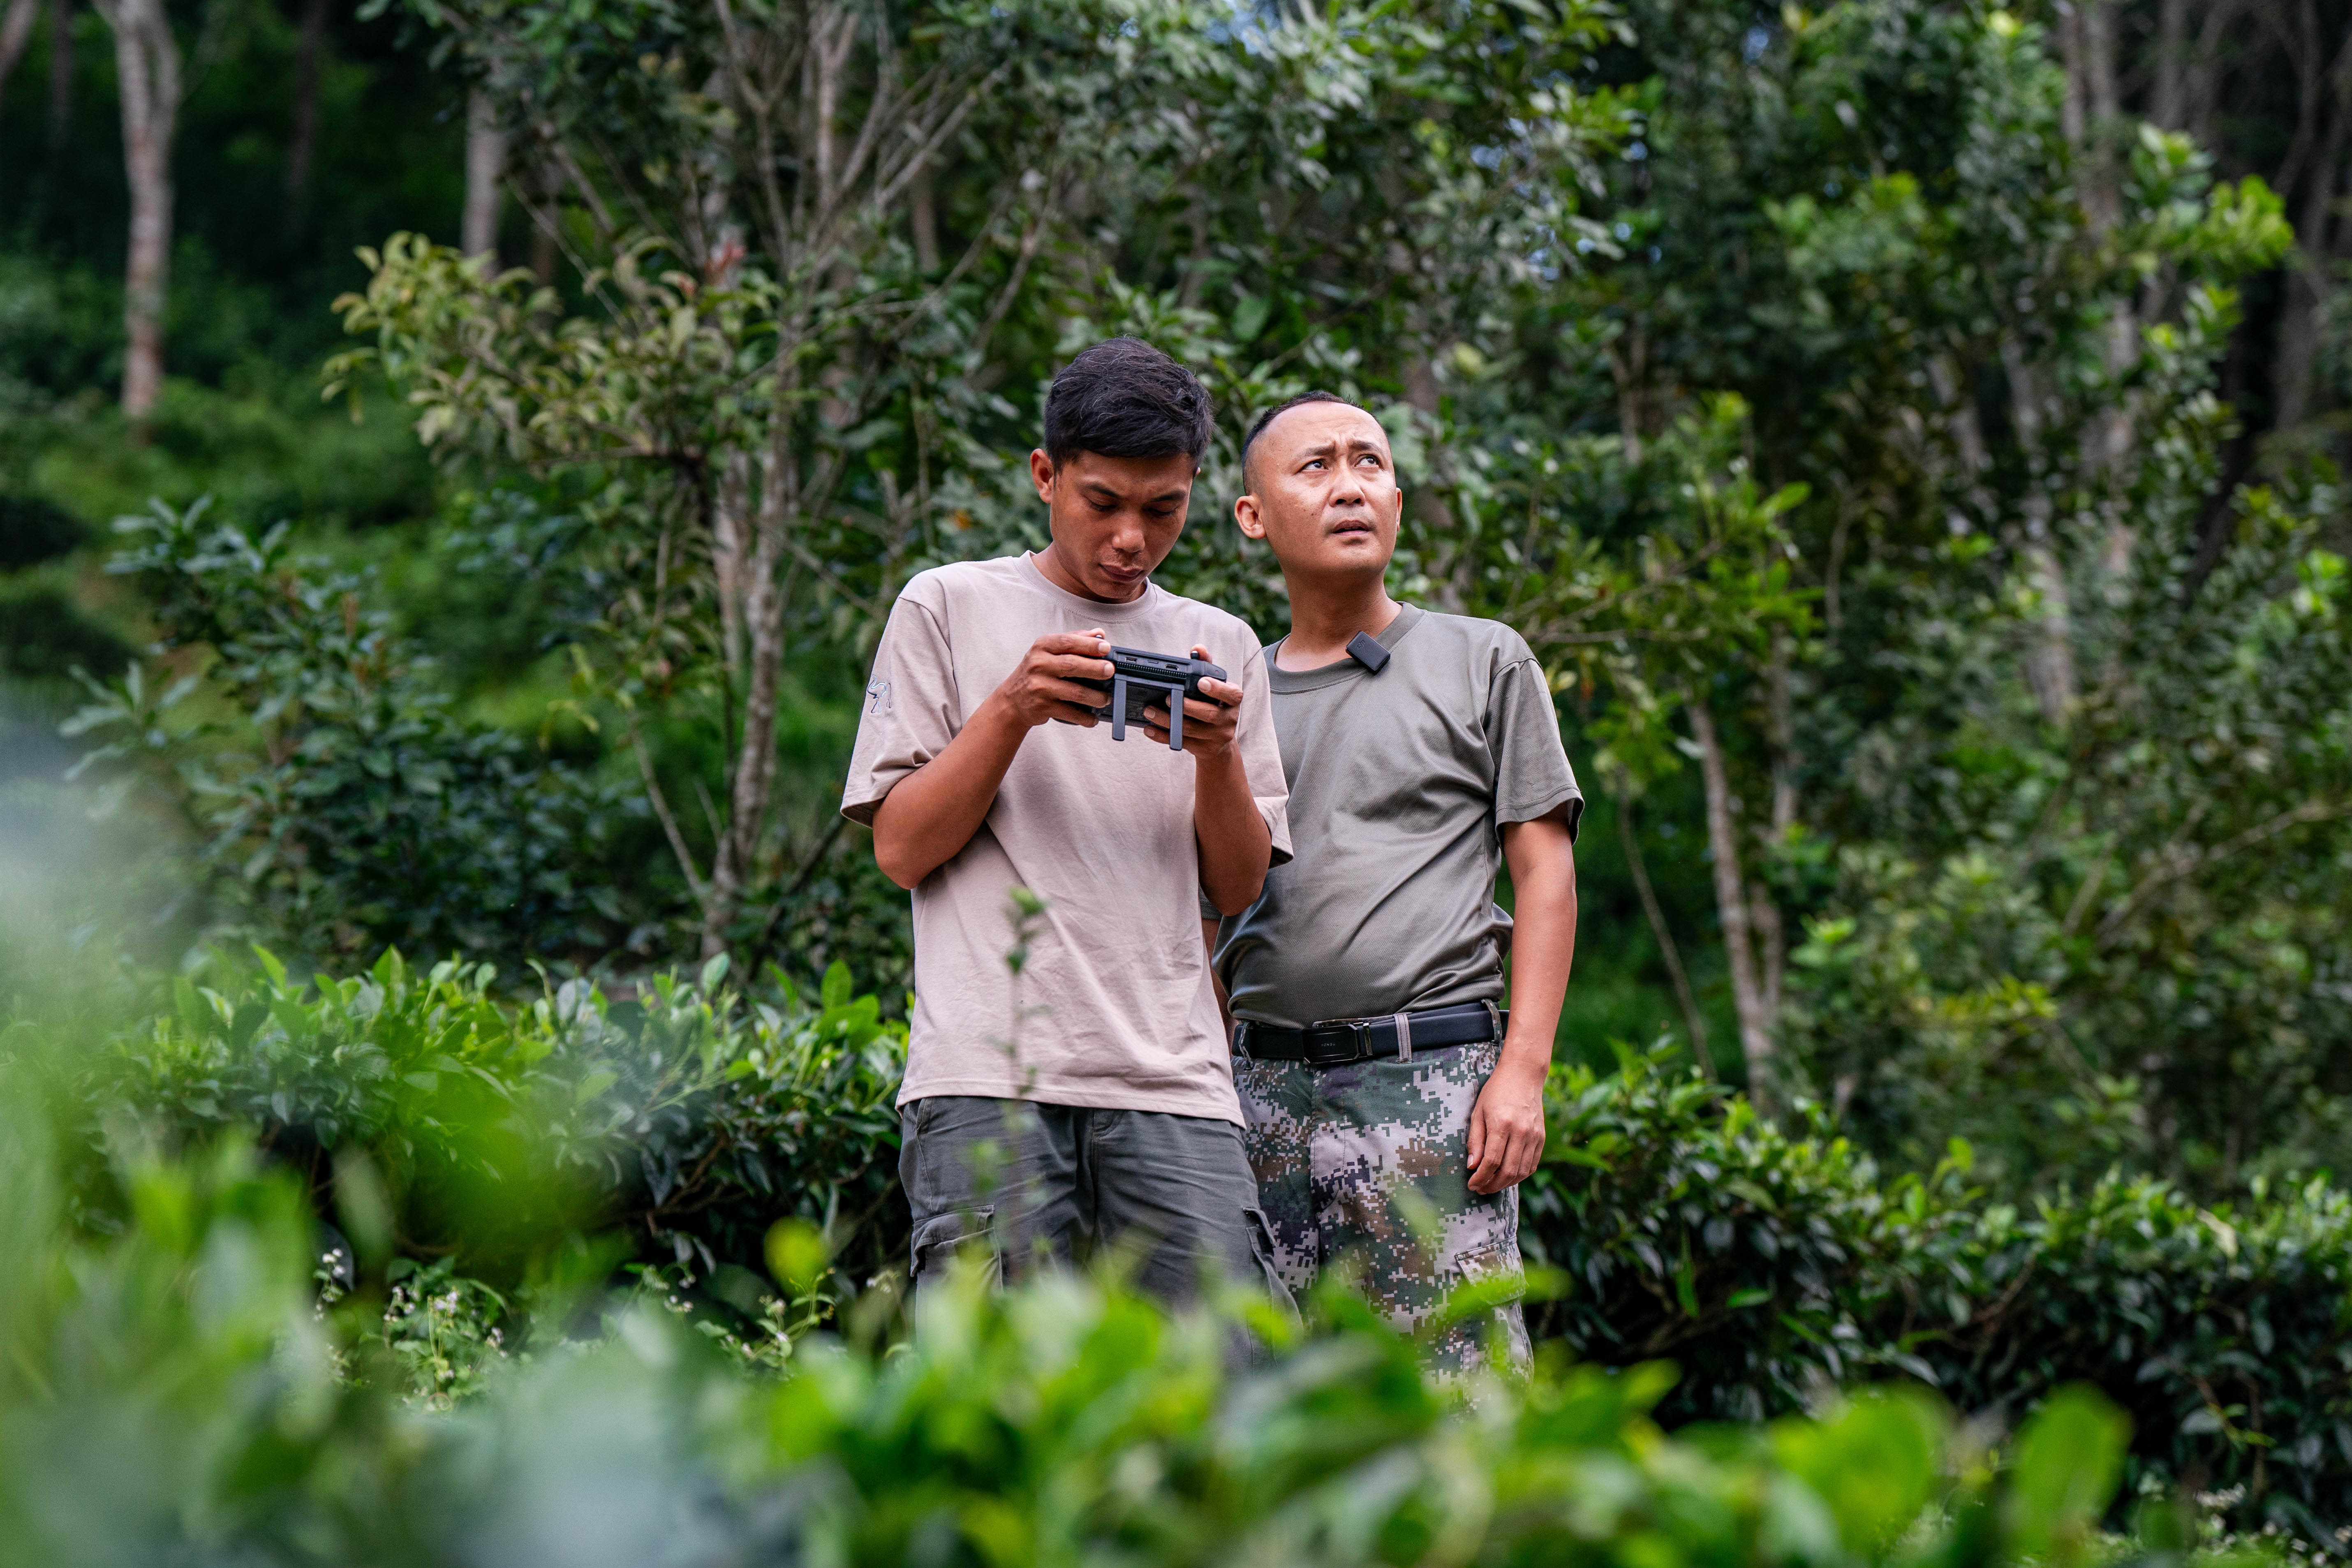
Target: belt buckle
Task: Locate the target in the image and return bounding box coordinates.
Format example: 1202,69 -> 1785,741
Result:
1304,1018 -> 1373,1067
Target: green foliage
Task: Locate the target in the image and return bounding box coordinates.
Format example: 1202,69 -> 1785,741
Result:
4,0 -> 2345,1205
9,0 -> 2352,1552
0,1083 -> 2256,1566
1345,0 -> 2352,1182
76,946 -> 909,1308
66,498 -> 637,968
57,953 -> 2352,1540
1524,1046 -> 2352,1536
1780,402 -> 2352,1189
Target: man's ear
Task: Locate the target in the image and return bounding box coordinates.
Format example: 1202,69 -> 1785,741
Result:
1234,492 -> 1267,540
1029,448 -> 1056,503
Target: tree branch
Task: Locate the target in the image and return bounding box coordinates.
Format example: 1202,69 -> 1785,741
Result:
1689,699 -> 1776,1100
2095,796 -> 2349,946
1616,786 -> 1714,1078
629,706 -> 710,909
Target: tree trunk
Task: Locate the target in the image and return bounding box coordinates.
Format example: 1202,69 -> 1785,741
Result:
95,0 -> 178,426
2058,0 -> 2122,233
1607,320 -> 1646,465
283,0 -> 327,206
462,87 -> 504,261
1401,353 -> 1466,606
703,440 -> 793,956
1758,638 -> 1796,1023
1616,789 -> 1714,1077
0,0 -> 39,113
2266,16 -> 2352,432
2153,0 -> 2188,128
2024,541 -> 2079,723
1688,700 -> 1776,1099
2056,0 -> 2084,148
909,160 -> 939,271
529,147 -> 560,282
2181,0 -> 2244,153
46,0 -> 70,146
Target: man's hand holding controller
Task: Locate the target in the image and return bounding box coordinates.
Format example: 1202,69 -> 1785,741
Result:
872,629 -> 1120,889
1000,629 -> 1261,916
996,629 -> 1119,730
1138,646 -> 1242,760
993,631 -> 1240,760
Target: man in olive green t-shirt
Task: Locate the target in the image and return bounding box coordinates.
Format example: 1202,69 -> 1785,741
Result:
1207,393 -> 1582,1371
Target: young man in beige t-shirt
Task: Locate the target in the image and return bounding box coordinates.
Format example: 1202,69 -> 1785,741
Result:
842,338 -> 1293,1309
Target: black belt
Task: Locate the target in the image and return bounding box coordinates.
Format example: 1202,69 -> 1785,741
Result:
1233,1002 -> 1505,1067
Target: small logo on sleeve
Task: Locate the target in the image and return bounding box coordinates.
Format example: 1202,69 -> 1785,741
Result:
866,680 -> 893,716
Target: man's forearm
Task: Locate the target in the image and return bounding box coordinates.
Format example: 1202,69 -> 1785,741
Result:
870,695 -> 1029,888
1194,749 -> 1272,915
1499,819 -> 1577,1074
1468,817 -> 1576,1193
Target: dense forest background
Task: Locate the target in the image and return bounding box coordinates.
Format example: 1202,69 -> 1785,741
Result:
1,0 -> 2347,1200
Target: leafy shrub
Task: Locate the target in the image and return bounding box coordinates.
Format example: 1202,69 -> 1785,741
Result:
70,947 -> 908,1319
1526,1047 -> 2352,1536
67,499 -> 638,969
0,1099 -> 2242,1568
56,962 -> 2352,1540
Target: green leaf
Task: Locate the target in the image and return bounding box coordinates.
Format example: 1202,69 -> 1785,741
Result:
765,1218 -> 830,1293
1230,292 -> 1270,344
2003,1385 -> 2131,1561
1772,1386 -> 1946,1555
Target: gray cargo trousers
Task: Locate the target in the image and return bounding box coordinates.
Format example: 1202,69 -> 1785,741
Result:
899,1096 -> 1294,1313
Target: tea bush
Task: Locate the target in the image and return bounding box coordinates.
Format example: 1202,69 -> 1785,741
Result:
65,500 -> 639,969
1527,1049 -> 2352,1537
60,947 -> 909,1318
0,1099 -> 2252,1567
46,960 -> 2352,1538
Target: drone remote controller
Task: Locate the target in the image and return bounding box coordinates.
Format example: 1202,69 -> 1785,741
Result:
1072,645 -> 1228,751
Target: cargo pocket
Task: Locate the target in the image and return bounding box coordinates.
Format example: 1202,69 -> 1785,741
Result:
909,1207 -> 999,1288
1456,1232 -> 1528,1305
1242,1206 -> 1300,1321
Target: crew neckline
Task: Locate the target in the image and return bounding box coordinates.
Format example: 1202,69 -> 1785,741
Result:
1020,551 -> 1162,617
1266,603 -> 1426,692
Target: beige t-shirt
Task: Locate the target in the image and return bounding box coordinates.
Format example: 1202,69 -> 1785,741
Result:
841,553 -> 1291,1123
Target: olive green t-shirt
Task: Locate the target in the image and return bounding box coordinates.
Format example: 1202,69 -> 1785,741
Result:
1209,604 -> 1582,1029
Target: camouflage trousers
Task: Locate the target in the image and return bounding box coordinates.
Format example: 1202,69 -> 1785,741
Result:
1234,1036 -> 1530,1374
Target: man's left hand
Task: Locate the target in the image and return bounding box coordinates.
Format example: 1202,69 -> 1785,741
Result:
1143,644 -> 1243,763
1467,1053 -> 1547,1193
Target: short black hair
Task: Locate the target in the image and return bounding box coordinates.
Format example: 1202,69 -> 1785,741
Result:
1041,337 -> 1214,467
1240,390 -> 1362,492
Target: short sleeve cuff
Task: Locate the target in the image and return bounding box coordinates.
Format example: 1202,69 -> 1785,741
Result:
1499,785 -> 1584,843
1261,802 -> 1293,868
840,769 -> 913,828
